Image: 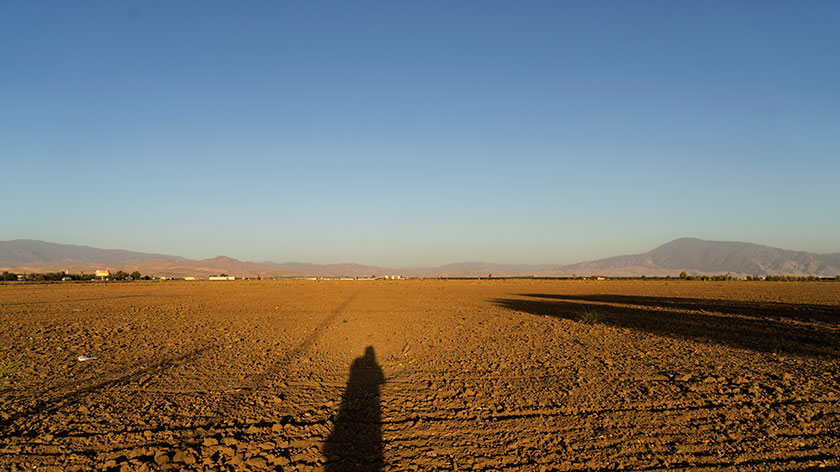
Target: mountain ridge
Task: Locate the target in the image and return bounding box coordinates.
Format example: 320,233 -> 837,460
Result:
1,238 -> 839,278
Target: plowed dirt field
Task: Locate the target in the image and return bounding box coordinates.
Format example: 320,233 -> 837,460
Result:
1,280 -> 839,471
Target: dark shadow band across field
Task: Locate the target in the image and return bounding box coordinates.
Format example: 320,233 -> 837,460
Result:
493,294 -> 840,358
519,293 -> 840,325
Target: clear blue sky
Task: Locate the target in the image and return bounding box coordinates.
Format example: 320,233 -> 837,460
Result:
2,1 -> 838,266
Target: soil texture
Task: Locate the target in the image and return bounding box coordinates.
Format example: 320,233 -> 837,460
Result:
1,280 -> 839,471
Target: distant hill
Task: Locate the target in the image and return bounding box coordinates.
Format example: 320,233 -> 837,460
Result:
1,238 -> 839,278
550,238 -> 840,277
399,262 -> 543,278
0,240 -> 187,271
262,261 -> 390,278
0,240 -> 392,277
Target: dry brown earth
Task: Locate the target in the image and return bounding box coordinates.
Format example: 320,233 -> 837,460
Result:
1,280 -> 839,471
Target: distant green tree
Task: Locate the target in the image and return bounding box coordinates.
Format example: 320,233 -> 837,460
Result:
679,271 -> 688,279
113,270 -> 128,280
131,271 -> 141,280
1,271 -> 17,281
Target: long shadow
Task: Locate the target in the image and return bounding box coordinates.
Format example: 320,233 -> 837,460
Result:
493,296 -> 840,358
323,346 -> 385,471
0,344 -> 216,435
520,293 -> 840,324
237,291 -> 359,391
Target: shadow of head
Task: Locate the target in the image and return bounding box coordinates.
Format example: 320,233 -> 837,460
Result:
364,345 -> 376,361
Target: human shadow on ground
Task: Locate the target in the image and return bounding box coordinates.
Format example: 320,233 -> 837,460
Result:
519,293 -> 840,325
493,295 -> 840,358
323,346 -> 385,471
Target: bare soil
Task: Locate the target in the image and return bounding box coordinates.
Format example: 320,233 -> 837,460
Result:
1,280 -> 839,471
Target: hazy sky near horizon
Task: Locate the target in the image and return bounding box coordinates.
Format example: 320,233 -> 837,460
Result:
2,1 -> 839,266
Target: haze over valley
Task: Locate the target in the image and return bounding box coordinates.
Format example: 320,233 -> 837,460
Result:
2,238 -> 838,278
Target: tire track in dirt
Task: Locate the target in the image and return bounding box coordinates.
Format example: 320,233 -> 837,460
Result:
1,290 -> 364,467
2,281 -> 839,471
376,373 -> 840,471
0,343 -> 216,437
220,290 -> 360,409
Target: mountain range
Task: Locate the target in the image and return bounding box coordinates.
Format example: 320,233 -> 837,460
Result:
1,238 -> 839,278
